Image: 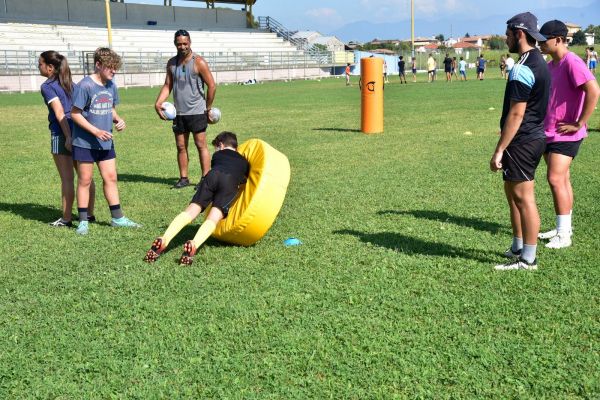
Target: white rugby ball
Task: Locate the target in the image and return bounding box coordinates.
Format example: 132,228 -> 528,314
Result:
161,101 -> 176,120
208,107 -> 221,124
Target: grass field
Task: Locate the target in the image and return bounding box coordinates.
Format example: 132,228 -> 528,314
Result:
1,73 -> 599,398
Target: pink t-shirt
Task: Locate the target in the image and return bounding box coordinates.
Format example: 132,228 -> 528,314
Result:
544,51 -> 596,143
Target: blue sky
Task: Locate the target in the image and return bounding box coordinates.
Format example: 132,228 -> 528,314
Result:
133,0 -> 597,37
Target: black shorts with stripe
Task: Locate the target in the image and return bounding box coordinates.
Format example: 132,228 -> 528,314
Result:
502,137 -> 546,182
191,169 -> 241,217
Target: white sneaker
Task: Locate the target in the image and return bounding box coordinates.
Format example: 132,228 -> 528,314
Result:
494,258 -> 538,271
538,229 -> 557,240
545,234 -> 572,249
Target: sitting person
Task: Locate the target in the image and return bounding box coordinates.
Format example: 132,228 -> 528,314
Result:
144,131 -> 249,265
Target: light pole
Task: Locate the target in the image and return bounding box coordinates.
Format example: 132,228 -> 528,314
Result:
411,0 -> 415,57
104,0 -> 113,48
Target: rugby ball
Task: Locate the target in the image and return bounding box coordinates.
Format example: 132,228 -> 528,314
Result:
208,107 -> 221,124
161,101 -> 176,120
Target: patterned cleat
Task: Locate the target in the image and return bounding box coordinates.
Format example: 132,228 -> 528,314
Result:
111,216 -> 142,228
49,218 -> 73,228
494,257 -> 538,271
179,240 -> 197,266
144,237 -> 165,263
503,247 -> 522,259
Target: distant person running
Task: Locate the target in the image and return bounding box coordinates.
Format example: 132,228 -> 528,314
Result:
144,131 -> 249,266
411,57 -> 417,82
345,63 -> 351,86
477,54 -> 487,80
71,47 -> 140,235
443,53 -> 453,82
38,51 -> 96,227
155,29 -> 217,189
458,57 -> 467,81
537,20 -> 600,249
398,56 -> 407,84
505,53 -> 515,80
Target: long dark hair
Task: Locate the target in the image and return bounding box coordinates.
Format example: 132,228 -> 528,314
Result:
40,50 -> 73,97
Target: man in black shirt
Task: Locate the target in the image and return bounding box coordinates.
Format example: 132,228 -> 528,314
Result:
145,131 -> 250,265
443,53 -> 453,82
490,12 -> 550,271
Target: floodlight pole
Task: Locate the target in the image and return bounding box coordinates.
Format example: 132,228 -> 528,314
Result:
411,0 -> 415,57
105,0 -> 113,48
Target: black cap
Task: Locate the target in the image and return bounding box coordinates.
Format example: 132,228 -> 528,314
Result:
506,12 -> 546,42
539,20 -> 568,40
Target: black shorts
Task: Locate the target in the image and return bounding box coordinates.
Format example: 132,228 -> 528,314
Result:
445,67 -> 452,73
477,68 -> 484,74
172,114 -> 208,134
399,70 -> 405,76
502,138 -> 546,182
544,140 -> 582,159
191,169 -> 242,217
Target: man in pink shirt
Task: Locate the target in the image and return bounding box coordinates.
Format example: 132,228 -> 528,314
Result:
538,20 -> 600,249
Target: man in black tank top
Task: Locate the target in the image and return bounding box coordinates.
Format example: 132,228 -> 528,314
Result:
144,132 -> 250,266
154,29 -> 217,189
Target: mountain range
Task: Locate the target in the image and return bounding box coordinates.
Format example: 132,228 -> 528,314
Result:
328,1 -> 600,42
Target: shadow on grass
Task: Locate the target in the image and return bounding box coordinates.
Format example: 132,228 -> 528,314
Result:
588,128 -> 600,133
119,173 -> 180,187
378,209 -> 505,234
0,202 -> 62,224
312,128 -> 362,133
335,229 -> 496,263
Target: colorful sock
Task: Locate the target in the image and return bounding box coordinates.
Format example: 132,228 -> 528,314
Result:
78,208 -> 88,222
511,237 -> 523,253
192,219 -> 217,248
163,212 -> 194,247
521,244 -> 537,264
556,214 -> 571,235
109,204 -> 124,219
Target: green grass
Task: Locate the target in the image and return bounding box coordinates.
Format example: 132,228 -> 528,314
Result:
1,74 -> 599,398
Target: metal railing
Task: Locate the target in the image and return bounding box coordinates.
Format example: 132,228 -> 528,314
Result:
258,16 -> 310,51
0,49 -> 337,77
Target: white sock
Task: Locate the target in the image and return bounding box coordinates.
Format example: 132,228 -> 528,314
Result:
521,244 -> 537,264
512,237 -> 523,252
556,214 -> 571,235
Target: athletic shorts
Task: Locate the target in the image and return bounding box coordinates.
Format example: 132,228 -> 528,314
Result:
50,119 -> 73,156
399,70 -> 405,76
590,60 -> 597,69
51,134 -> 71,156
445,67 -> 452,73
412,68 -> 417,74
460,70 -> 467,77
545,139 -> 582,159
72,145 -> 116,163
501,138 -> 546,182
477,68 -> 484,74
191,169 -> 242,217
172,114 -> 208,134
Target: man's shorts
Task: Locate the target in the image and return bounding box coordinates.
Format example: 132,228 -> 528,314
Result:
460,70 -> 467,77
172,114 -> 208,134
399,70 -> 405,76
502,138 -> 546,182
51,133 -> 71,156
412,68 -> 417,74
445,67 -> 452,73
191,169 -> 242,217
545,139 -> 582,159
590,60 -> 597,69
477,68 -> 484,74
72,145 -> 116,163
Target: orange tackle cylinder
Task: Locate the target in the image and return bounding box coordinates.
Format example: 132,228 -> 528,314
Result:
360,57 -> 384,134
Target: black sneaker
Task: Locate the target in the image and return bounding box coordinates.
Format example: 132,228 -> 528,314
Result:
88,215 -> 96,223
49,218 -> 72,227
172,178 -> 190,189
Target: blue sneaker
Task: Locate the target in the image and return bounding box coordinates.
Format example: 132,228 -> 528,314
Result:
76,221 -> 89,235
111,216 -> 142,228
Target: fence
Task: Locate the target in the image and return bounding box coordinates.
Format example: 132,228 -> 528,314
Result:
0,49 -> 341,92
